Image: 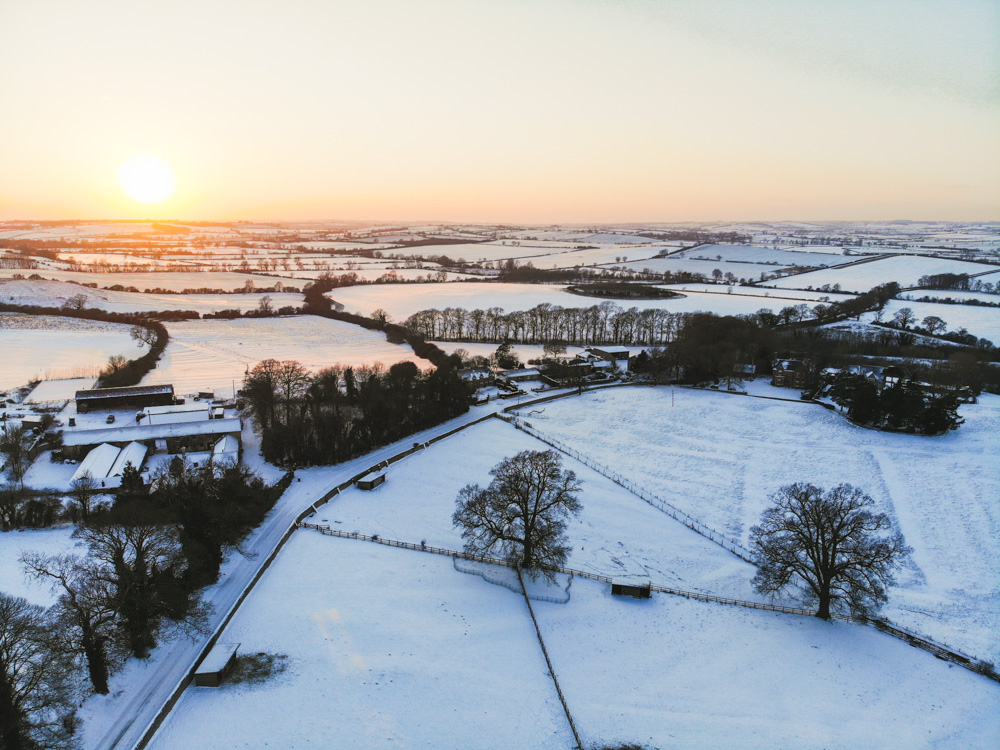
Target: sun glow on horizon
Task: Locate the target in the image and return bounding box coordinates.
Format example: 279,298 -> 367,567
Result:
118,155 -> 176,205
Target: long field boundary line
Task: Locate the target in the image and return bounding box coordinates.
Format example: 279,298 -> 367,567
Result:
516,567 -> 584,750
497,414 -> 756,563
131,411 -> 500,750
297,524 -> 998,683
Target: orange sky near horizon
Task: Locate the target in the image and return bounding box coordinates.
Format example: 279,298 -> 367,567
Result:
1,0 -> 998,223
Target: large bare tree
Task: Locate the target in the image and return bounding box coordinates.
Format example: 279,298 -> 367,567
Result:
453,450 -> 582,578
750,483 -> 911,620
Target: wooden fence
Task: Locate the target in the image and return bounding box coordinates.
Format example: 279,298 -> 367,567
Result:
298,523 -> 998,683
497,415 -> 755,562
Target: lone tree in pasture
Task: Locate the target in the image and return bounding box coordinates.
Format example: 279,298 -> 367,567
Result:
750,483 -> 911,620
892,307 -> 916,329
0,593 -> 77,750
453,450 -> 582,579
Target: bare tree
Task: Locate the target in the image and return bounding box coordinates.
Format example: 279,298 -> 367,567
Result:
69,473 -> 97,523
0,593 -> 77,750
922,315 -> 946,335
21,553 -> 118,694
130,325 -> 157,347
892,307 -> 916,329
102,354 -> 129,377
61,293 -> 88,311
453,450 -> 582,579
750,483 -> 910,620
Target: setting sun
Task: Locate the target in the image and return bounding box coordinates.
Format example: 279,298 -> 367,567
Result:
118,155 -> 176,205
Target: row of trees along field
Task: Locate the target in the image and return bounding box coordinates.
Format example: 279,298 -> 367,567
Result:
403,282 -> 899,348
241,358 -> 472,466
0,462 -> 290,749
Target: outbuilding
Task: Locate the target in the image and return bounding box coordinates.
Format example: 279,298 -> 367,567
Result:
193,642 -> 240,687
357,471 -> 386,491
611,577 -> 652,599
75,384 -> 175,413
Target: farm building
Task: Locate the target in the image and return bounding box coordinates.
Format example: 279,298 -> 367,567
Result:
357,471 -> 386,490
212,435 -> 240,470
70,441 -> 148,489
587,347 -> 630,364
137,402 -> 212,425
770,359 -> 815,389
61,417 -> 242,460
76,384 -> 175,413
194,643 -> 240,687
611,577 -> 652,599
71,443 -> 121,485
498,368 -> 541,385
458,367 -> 494,385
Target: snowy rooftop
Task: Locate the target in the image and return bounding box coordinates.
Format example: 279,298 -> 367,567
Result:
62,417 -> 242,447
196,642 -> 240,675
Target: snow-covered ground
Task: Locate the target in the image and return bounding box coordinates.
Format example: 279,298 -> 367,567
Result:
0,279 -> 304,315
143,315 -> 430,396
148,409 -> 1000,749
670,243 -> 860,265
25,376 -> 96,403
510,387 -> 1000,662
148,536 -> 574,750
307,418 -> 756,599
761,255 -> 999,293
0,527 -> 80,606
327,282 -> 841,321
533,575 -> 1000,750
0,314 -> 146,389
864,299 -> 1000,345
0,269 -> 301,292
658,283 -> 857,302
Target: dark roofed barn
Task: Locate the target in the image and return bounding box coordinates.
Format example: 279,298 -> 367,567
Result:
76,384 -> 175,413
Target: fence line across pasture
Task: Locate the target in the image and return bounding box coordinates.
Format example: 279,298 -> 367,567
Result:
298,523 -> 998,683
497,415 -> 755,563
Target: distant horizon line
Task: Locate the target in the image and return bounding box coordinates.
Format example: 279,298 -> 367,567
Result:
3,218 -> 999,227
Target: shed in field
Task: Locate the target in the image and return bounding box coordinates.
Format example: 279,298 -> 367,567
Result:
194,642 -> 240,687
611,577 -> 652,599
357,471 -> 386,491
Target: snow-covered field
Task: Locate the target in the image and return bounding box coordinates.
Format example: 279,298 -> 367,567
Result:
148,535 -> 575,750
144,315 -> 429,396
865,299 -> 1000,345
0,269 -> 300,292
327,281 -> 838,321
307,418 -> 756,598
0,279 -> 303,315
534,575 -> 1000,750
762,255 -> 1000,292
0,314 -> 145,389
659,283 -> 857,302
149,411 -> 1000,749
670,243 -> 860,265
0,527 -> 79,607
510,387 -> 1000,662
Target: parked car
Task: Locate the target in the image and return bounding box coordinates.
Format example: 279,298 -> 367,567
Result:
106,414 -> 116,424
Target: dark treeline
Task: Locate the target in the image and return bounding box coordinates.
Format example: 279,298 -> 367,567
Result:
403,283 -> 896,349
242,358 -> 472,466
917,272 -> 998,293
406,303 -> 688,346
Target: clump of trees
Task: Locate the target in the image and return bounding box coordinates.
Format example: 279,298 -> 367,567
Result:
242,358 -> 471,466
826,373 -> 964,434
751,483 -> 910,620
453,450 -> 582,579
